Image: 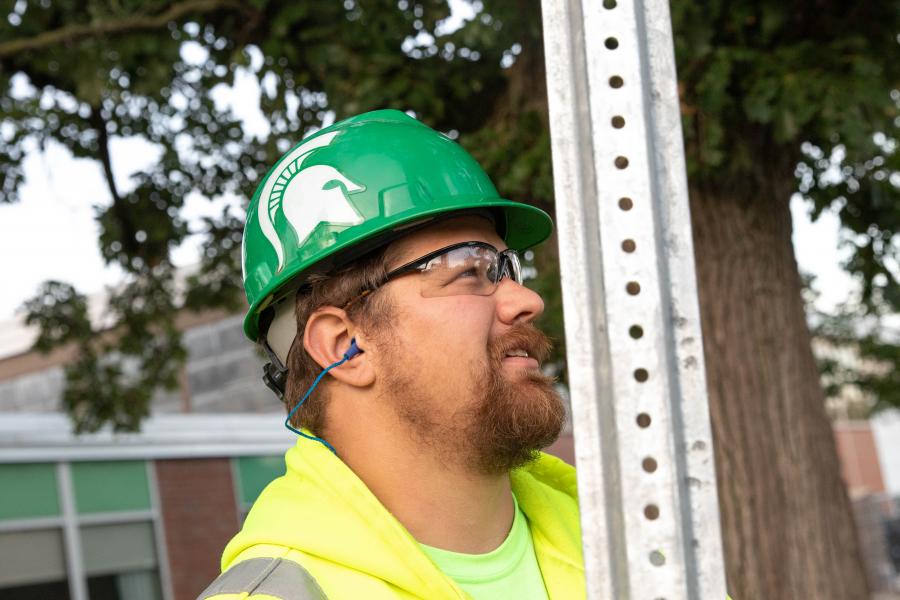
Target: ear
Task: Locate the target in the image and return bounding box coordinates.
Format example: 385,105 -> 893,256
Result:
303,306 -> 374,388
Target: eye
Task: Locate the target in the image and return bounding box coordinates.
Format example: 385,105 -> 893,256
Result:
444,264 -> 487,289
486,262 -> 499,282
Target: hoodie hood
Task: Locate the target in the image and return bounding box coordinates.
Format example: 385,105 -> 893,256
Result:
221,436 -> 584,599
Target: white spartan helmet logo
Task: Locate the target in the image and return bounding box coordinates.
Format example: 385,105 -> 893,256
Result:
257,130 -> 365,272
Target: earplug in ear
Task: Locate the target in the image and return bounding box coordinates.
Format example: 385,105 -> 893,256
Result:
285,337 -> 363,454
344,338 -> 363,360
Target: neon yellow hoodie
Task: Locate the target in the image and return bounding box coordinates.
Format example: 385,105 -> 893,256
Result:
218,437 -> 585,599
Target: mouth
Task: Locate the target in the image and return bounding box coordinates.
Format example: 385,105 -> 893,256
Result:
491,324 -> 552,372
501,348 -> 540,370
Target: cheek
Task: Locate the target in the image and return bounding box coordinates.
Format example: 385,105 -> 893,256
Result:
399,297 -> 494,368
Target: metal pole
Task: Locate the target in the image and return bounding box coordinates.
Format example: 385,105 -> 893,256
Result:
541,0 -> 727,598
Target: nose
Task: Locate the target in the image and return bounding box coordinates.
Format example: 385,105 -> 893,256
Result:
494,278 -> 545,325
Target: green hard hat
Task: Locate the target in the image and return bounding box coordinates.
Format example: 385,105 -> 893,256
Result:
241,109 -> 553,342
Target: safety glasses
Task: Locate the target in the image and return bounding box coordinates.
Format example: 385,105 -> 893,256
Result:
343,241 -> 522,309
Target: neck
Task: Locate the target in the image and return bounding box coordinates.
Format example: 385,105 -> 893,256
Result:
325,392 -> 516,554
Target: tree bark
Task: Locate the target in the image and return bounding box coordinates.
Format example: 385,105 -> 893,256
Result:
690,184 -> 870,599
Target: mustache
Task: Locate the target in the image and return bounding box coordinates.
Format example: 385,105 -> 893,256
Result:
489,323 -> 552,366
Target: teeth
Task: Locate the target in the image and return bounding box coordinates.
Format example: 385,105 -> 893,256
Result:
505,349 -> 529,358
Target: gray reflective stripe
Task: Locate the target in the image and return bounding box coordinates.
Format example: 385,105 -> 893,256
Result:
197,557 -> 327,600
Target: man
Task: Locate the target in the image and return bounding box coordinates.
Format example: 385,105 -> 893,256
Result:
200,109 -> 583,599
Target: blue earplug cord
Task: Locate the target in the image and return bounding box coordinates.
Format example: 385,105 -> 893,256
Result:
284,339 -> 362,454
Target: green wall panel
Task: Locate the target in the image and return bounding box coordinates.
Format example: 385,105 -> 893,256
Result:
71,461 -> 150,514
236,456 -> 284,505
0,463 -> 59,520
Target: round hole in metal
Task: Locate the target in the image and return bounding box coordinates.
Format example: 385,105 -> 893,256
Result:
603,0 -> 617,8
626,281 -> 641,295
642,457 -> 657,473
615,156 -> 629,169
644,504 -> 660,520
636,413 -> 651,428
622,239 -> 636,253
634,368 -> 649,382
649,550 -> 666,566
609,75 -> 624,88
629,324 -> 643,338
604,37 -> 619,50
611,115 -> 625,128
618,197 -> 633,211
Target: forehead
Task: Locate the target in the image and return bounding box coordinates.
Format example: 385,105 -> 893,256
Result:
386,215 -> 505,267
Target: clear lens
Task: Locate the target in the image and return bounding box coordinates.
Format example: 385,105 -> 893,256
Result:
419,245 -> 510,298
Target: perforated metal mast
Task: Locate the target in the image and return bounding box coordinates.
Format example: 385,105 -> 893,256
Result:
541,0 -> 726,598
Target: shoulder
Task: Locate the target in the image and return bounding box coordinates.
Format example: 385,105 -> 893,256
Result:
197,556 -> 328,600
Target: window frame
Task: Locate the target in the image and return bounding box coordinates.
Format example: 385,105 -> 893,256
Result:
0,460 -> 172,600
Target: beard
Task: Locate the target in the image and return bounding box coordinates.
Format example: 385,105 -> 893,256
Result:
383,323 -> 567,475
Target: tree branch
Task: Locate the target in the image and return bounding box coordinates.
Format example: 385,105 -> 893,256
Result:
90,107 -> 122,206
91,105 -> 138,260
0,0 -> 240,59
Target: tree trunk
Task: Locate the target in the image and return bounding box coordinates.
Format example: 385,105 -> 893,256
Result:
690,185 -> 870,599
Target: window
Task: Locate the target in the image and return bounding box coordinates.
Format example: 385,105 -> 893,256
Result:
0,464 -> 68,599
0,461 -> 166,600
82,522 -> 161,600
0,528 -> 69,599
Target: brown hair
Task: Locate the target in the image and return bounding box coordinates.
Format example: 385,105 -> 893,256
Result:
282,246 -> 396,435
